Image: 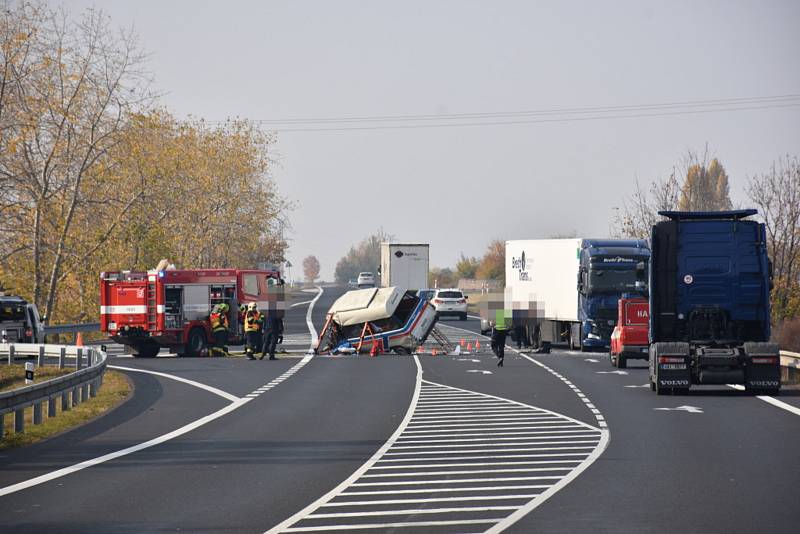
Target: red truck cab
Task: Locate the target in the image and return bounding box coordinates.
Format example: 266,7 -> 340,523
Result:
610,296 -> 649,368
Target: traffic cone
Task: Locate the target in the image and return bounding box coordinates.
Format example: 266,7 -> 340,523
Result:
432,348 -> 438,356
466,342 -> 472,351
76,332 -> 84,347
460,338 -> 465,347
475,340 -> 481,350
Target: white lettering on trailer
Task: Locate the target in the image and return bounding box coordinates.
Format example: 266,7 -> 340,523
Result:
100,305 -> 147,314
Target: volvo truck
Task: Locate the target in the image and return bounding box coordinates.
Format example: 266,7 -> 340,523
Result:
647,210 -> 780,395
505,238 -> 650,350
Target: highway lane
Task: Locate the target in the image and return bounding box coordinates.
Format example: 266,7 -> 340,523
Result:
2,285 -> 797,533
437,321 -> 800,534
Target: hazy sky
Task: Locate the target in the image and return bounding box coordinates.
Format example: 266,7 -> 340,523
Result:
62,0 -> 800,280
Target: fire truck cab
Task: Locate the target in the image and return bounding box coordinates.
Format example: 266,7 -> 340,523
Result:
100,268 -> 280,357
609,294 -> 650,368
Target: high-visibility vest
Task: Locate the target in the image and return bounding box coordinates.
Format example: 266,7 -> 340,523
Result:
210,312 -> 228,332
244,311 -> 262,332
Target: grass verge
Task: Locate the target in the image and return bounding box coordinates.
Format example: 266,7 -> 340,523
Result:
0,364 -> 73,392
1,369 -> 132,450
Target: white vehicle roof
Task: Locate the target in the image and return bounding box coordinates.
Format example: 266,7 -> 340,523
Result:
329,286 -> 403,327
435,288 -> 462,293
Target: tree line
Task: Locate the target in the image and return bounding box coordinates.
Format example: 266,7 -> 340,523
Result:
0,2 -> 289,323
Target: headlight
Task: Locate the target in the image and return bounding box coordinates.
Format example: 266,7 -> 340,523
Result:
587,333 -> 601,340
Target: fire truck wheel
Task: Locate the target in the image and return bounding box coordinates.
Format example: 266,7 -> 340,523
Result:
186,328 -> 207,357
131,344 -> 159,358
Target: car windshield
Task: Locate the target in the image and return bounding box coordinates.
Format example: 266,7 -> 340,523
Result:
587,269 -> 638,293
1,304 -> 26,321
438,291 -> 463,299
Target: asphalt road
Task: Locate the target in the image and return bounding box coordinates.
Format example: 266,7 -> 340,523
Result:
1,285 -> 798,533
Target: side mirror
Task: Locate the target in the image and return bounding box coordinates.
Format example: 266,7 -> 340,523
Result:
464,295 -> 469,300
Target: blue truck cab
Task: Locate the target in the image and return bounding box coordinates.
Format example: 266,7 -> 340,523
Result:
648,210 -> 780,395
578,239 -> 650,349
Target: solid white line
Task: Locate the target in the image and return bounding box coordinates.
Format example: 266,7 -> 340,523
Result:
290,299 -> 315,308
727,384 -> 800,417
340,485 -> 551,496
307,505 -> 519,518
756,395 -> 800,417
0,353 -> 315,498
322,494 -> 540,506
282,519 -> 499,532
351,476 -> 563,487
108,365 -> 240,403
305,286 -> 323,352
264,355 -> 423,534
384,446 -> 596,457
0,397 -> 251,498
371,459 -> 583,470
361,467 -> 573,477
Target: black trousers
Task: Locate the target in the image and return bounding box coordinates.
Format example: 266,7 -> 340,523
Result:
262,318 -> 282,357
491,329 -> 509,358
245,331 -> 260,355
213,330 -> 228,355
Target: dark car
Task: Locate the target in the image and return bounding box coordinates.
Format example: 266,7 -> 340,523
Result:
0,294 -> 45,344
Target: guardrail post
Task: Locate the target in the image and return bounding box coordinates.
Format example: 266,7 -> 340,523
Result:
48,396 -> 57,417
76,348 -> 83,370
33,402 -> 43,425
14,408 -> 24,433
0,414 -> 4,439
8,344 -> 13,365
89,378 -> 98,397
38,345 -> 45,367
59,347 -> 66,369
72,387 -> 79,407
61,391 -> 70,411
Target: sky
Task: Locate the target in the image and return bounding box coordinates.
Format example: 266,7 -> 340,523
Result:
60,0 -> 800,280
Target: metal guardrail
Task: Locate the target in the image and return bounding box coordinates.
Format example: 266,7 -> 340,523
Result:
0,343 -> 107,439
779,350 -> 800,369
43,322 -> 100,335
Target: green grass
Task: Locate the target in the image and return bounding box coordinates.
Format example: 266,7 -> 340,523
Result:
1,369 -> 131,449
0,364 -> 73,393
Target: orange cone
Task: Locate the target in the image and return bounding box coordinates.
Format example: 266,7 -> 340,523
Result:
460,338 -> 465,347
432,348 -> 438,356
466,342 -> 472,351
76,332 -> 84,347
475,340 -> 481,350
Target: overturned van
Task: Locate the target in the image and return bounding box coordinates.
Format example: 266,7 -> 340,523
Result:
316,287 -> 437,354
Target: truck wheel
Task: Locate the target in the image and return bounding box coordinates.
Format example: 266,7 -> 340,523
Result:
130,344 -> 159,358
609,352 -> 616,367
617,354 -> 627,369
186,328 -> 207,357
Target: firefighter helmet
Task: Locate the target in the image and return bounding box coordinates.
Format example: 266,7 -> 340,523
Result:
248,302 -> 257,310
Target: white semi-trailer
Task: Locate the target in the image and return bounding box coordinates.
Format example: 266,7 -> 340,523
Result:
506,238 -> 649,350
380,243 -> 430,291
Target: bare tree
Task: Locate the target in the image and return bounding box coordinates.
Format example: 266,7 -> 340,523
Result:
747,156 -> 800,322
612,172 -> 680,239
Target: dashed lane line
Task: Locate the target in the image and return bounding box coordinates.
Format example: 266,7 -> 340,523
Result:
0,289 -> 325,499
265,376 -> 604,533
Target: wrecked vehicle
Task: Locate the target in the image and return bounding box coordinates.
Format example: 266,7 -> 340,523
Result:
316,287 -> 437,355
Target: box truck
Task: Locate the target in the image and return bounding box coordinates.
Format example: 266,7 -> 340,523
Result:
647,210 -> 779,395
380,243 -> 430,291
505,238 -> 650,350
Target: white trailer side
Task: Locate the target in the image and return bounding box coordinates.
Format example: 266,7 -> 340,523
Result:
380,243 -> 430,291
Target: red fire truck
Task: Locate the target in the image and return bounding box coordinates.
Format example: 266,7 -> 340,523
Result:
609,295 -> 650,368
100,268 -> 280,357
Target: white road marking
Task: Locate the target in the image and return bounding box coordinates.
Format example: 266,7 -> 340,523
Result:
726,384 -> 800,417
0,291 -> 327,498
290,299 -> 315,308
321,494 -> 540,506
596,370 -> 629,375
341,485 -> 552,496
654,405 -> 704,413
281,519 -> 500,532
584,358 -> 599,363
305,286 -> 323,353
307,505 -> 520,518
457,358 -> 481,362
625,384 -> 651,388
108,365 -> 240,403
467,369 -> 493,375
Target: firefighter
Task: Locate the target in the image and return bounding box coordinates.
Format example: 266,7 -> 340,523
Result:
490,310 -> 511,367
243,302 -> 263,360
209,303 -> 230,357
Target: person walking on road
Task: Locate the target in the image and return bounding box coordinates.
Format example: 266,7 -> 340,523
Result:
243,302 -> 263,360
209,303 -> 230,357
491,310 -> 511,367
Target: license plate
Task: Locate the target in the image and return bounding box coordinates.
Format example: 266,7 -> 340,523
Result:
660,363 -> 686,370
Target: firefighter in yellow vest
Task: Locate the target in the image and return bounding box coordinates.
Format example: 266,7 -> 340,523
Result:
243,302 -> 263,360
209,303 -> 230,357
